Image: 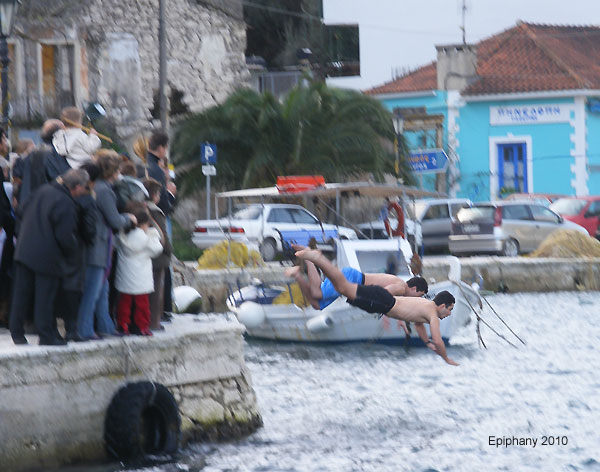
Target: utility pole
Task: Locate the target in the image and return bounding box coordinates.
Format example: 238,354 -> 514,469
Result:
158,0 -> 169,133
460,0 -> 467,44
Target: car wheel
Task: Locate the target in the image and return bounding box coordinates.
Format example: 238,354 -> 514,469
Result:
260,238 -> 277,262
501,238 -> 519,257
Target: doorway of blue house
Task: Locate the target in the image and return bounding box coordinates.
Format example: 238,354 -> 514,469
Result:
498,142 -> 528,195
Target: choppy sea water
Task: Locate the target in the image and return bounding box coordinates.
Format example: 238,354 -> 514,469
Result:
59,292 -> 600,472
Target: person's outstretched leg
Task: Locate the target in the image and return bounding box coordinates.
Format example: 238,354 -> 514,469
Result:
294,248 -> 358,300
305,261 -> 323,301
284,266 -> 320,309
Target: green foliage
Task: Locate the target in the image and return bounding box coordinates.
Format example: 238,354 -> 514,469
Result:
171,219 -> 204,262
171,79 -> 414,194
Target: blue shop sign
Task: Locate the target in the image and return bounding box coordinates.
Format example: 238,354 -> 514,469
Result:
408,149 -> 448,173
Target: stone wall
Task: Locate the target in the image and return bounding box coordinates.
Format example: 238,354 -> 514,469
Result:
14,0 -> 249,139
422,256 -> 600,293
0,316 -> 261,471
173,262 -> 288,312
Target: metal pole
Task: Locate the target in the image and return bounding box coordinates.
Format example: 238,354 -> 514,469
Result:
206,174 -> 211,219
0,35 -> 10,130
335,189 -> 340,227
158,0 -> 169,133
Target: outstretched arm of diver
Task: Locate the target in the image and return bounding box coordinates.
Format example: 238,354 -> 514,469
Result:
414,323 -> 432,347
429,316 -> 459,366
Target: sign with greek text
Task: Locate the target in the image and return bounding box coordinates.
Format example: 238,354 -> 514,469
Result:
408,149 -> 448,173
490,104 -> 571,125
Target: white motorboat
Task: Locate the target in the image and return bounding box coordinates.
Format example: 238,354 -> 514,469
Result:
227,238 -> 480,344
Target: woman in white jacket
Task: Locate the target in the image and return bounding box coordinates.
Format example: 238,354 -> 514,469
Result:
115,207 -> 163,335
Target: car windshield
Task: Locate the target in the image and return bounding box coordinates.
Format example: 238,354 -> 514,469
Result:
231,206 -> 262,220
456,206 -> 495,222
550,198 -> 587,216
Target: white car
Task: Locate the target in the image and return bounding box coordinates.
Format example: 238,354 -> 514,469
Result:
192,203 -> 358,261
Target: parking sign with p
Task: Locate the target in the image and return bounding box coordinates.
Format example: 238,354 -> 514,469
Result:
201,143 -> 217,164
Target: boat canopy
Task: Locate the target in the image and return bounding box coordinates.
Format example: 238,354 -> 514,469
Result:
216,182 -> 445,200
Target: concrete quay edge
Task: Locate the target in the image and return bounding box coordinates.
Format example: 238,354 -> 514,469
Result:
0,314 -> 262,471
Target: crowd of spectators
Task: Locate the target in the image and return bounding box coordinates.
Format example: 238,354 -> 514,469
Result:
0,106 -> 176,346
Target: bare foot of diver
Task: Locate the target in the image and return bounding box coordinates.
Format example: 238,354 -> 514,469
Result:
284,265 -> 302,278
294,247 -> 322,263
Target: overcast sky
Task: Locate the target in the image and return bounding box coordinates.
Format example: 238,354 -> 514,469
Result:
323,0 -> 600,90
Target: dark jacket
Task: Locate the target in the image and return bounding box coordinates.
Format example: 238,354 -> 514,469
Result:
145,153 -> 174,215
13,145 -> 71,234
113,176 -> 147,213
148,201 -> 172,269
0,181 -> 15,294
45,146 -> 72,180
61,193 -> 97,291
15,181 -> 79,276
86,179 -> 131,268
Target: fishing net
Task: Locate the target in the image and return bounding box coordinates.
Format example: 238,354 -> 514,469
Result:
272,283 -> 310,307
197,241 -> 265,269
529,230 -> 600,258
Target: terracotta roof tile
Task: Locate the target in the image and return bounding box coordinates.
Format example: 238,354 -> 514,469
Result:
364,62 -> 437,95
365,22 -> 600,96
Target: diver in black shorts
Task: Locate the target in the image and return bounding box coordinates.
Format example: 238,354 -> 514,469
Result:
295,247 -> 459,366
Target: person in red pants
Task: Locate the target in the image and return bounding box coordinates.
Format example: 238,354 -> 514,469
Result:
115,206 -> 163,335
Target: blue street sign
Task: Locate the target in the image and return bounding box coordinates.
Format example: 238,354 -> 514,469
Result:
201,143 -> 217,164
408,149 -> 448,173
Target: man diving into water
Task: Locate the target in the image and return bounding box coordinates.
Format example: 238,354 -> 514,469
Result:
285,245 -> 428,335
286,258 -> 428,309
294,247 -> 459,366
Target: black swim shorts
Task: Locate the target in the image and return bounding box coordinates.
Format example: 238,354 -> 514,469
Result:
347,284 -> 396,316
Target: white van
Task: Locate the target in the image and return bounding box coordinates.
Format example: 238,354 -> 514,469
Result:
357,198 -> 472,252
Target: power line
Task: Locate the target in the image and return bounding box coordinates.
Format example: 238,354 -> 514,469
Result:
242,1 -> 322,22
242,2 -> 600,39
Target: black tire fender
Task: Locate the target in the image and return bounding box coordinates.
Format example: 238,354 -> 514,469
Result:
104,381 -> 180,461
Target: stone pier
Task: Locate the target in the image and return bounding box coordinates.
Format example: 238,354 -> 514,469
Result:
0,315 -> 261,471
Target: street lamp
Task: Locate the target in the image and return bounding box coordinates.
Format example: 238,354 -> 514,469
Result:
0,0 -> 21,130
391,113 -> 404,178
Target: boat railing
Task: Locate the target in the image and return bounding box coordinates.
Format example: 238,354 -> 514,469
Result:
277,229 -> 338,258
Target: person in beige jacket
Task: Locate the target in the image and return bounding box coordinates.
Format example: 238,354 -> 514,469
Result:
53,107 -> 101,169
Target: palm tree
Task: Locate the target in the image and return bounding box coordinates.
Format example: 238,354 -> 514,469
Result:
171,79 -> 413,194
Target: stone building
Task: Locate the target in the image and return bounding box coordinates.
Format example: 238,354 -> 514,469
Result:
10,0 -> 249,140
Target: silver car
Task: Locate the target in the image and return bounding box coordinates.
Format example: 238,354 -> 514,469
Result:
449,201 -> 588,256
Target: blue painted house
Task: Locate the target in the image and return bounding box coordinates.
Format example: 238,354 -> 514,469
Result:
365,22 -> 600,201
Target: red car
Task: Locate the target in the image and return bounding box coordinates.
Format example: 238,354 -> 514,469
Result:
550,196 -> 600,239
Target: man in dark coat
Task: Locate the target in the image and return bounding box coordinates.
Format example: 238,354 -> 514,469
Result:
9,169 -> 90,345
144,130 -> 175,215
143,130 -> 176,319
12,119 -> 71,233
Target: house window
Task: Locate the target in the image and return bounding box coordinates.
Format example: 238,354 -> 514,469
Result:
41,44 -> 56,96
498,143 -> 527,194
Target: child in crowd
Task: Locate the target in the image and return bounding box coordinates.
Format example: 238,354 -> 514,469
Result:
115,205 -> 163,335
53,107 -> 101,169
